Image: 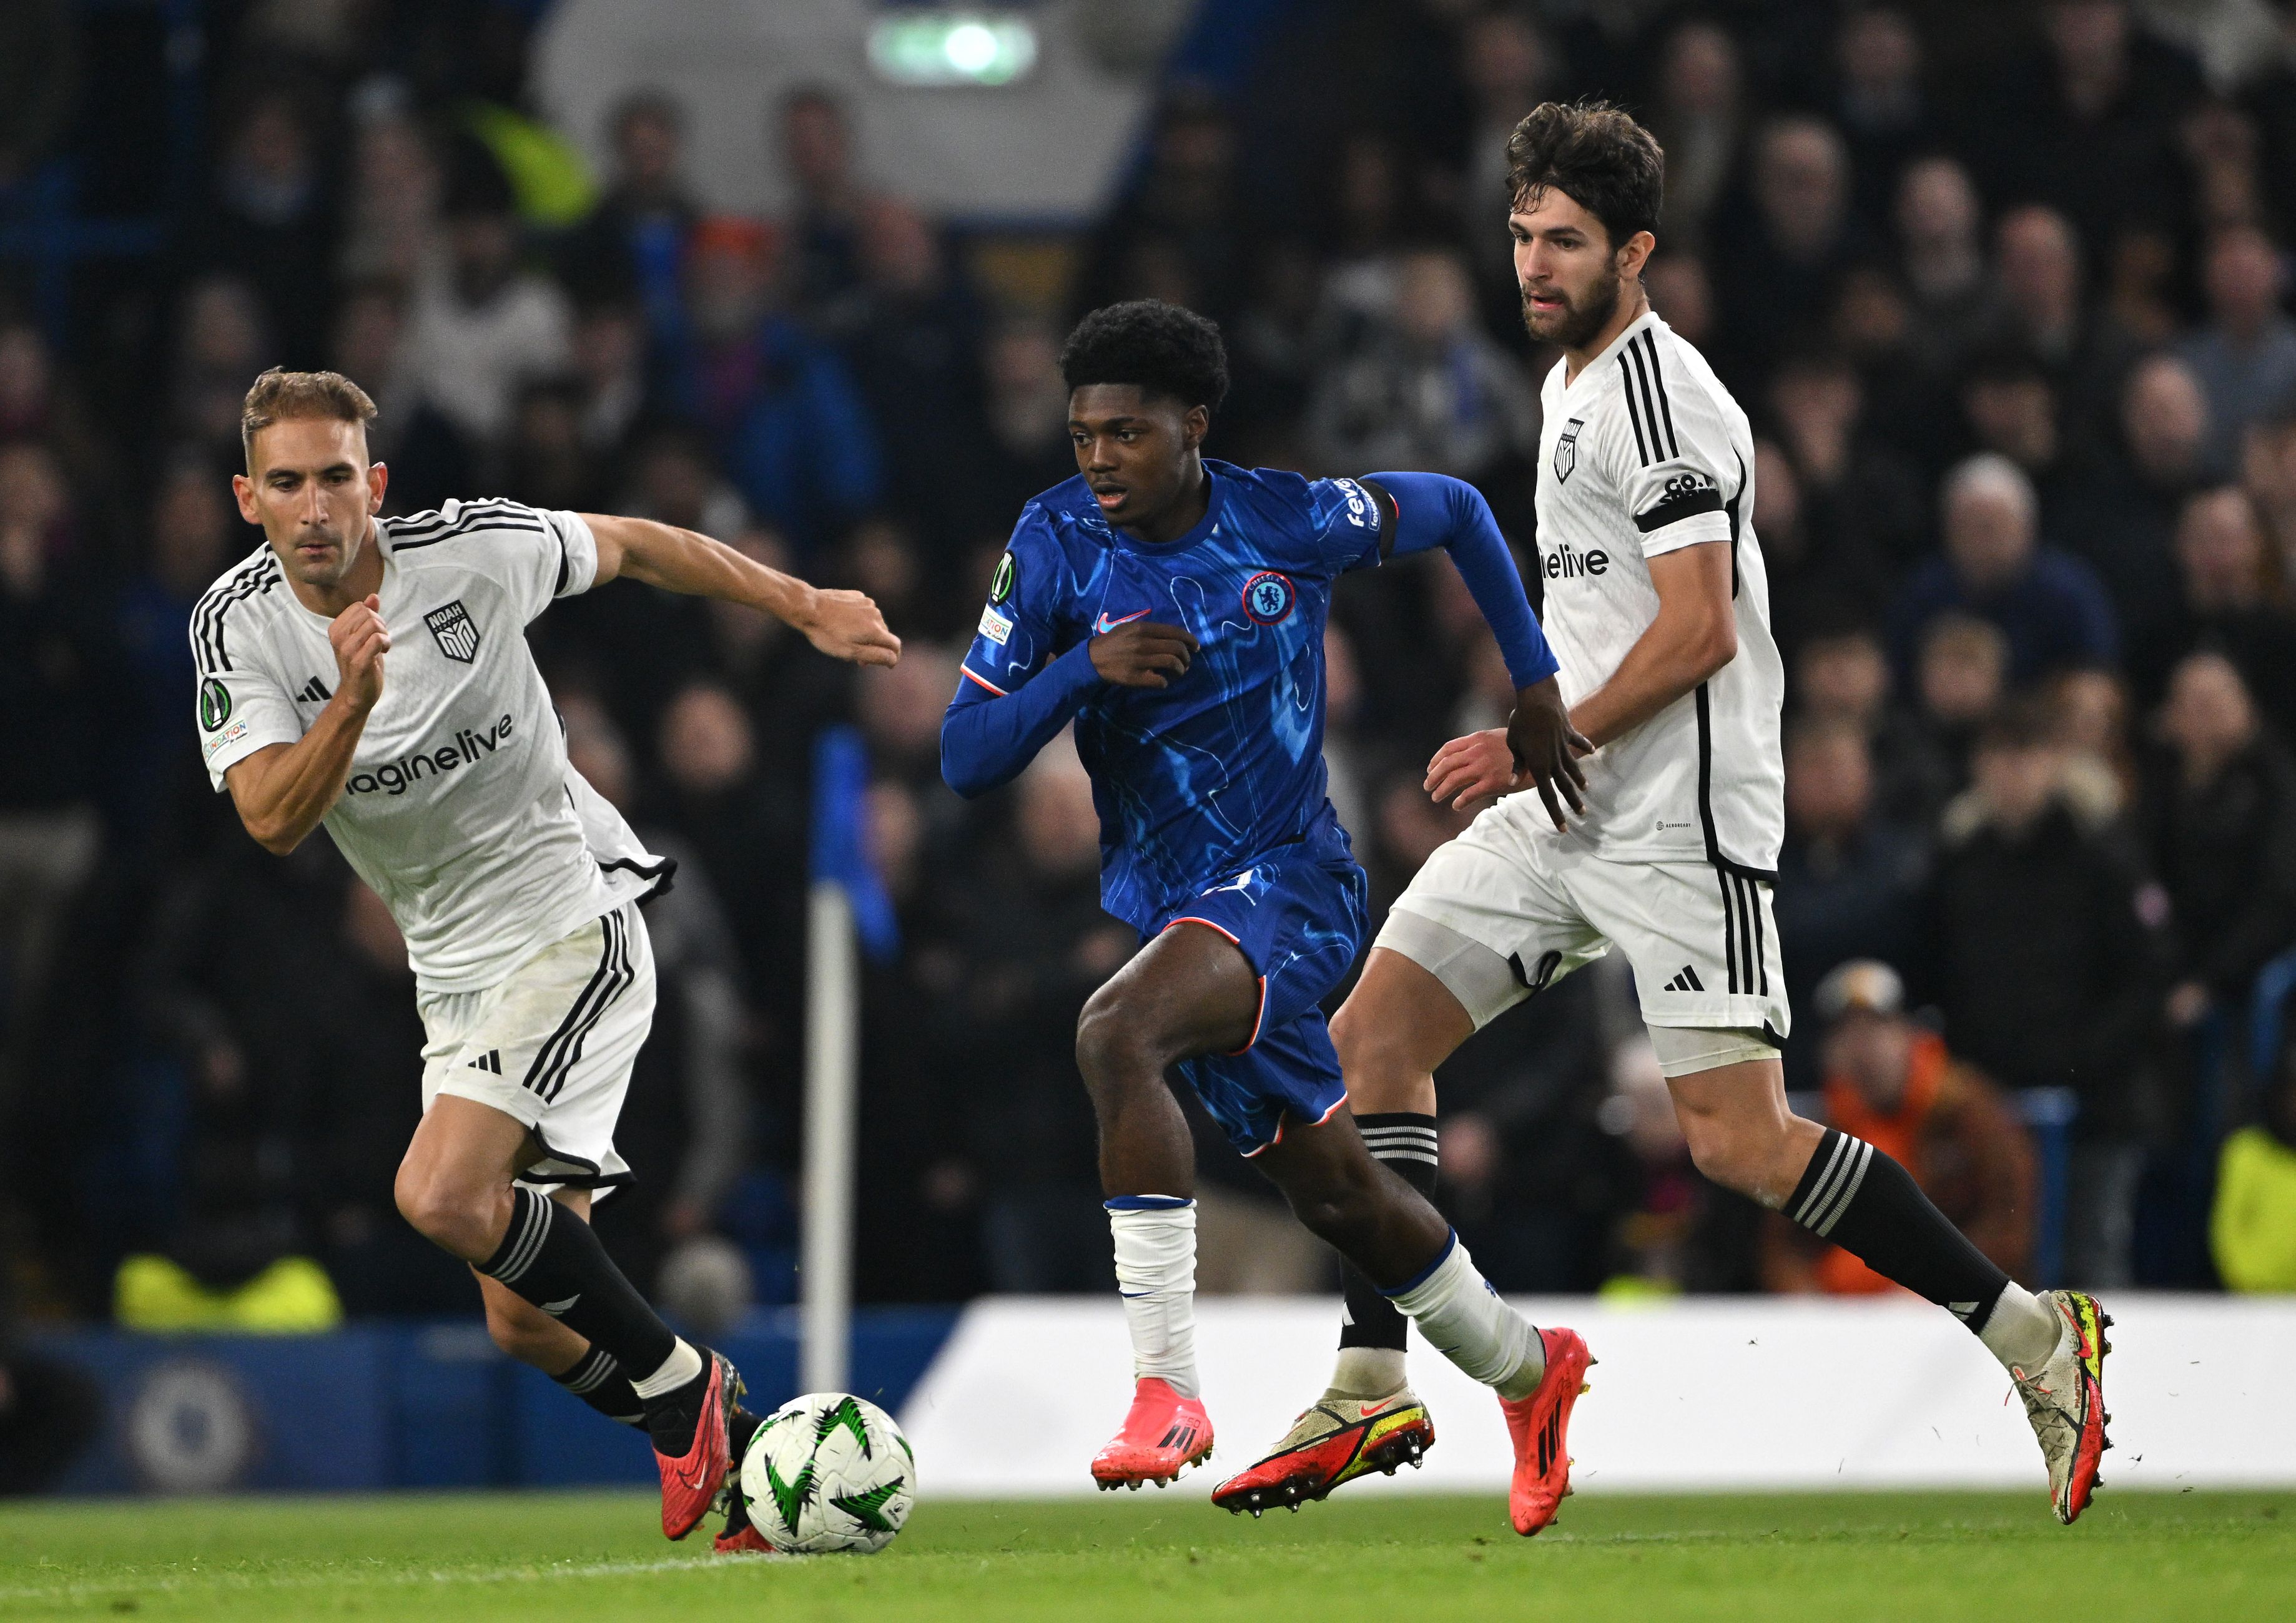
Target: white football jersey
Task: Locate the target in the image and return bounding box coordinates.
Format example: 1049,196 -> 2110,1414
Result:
192,499 -> 668,994
1530,310 -> 1784,875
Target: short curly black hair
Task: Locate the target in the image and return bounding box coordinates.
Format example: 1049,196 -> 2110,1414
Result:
1060,300 -> 1229,415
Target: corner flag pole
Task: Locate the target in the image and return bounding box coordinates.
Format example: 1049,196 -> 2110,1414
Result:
802,727 -> 897,1395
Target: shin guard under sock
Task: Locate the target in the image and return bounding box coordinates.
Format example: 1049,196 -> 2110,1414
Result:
1786,1128 -> 2012,1332
478,1187 -> 679,1387
1334,1114 -> 1439,1396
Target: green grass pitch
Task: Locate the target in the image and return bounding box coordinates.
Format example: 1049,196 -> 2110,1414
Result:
2,1489 -> 2290,1621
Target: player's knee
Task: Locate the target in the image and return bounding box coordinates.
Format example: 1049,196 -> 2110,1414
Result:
1074,994 -> 1162,1094
1283,1161 -> 1384,1250
393,1162 -> 491,1258
1680,1114 -> 1765,1195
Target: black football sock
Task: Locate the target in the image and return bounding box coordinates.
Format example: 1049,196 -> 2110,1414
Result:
1334,1113 -> 1439,1393
553,1346 -> 644,1428
478,1187 -> 680,1396
1786,1128 -> 2011,1332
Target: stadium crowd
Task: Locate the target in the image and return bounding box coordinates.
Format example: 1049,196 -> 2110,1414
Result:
4,0 -> 2296,1345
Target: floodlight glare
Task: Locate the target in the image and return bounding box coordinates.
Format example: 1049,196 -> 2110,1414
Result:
867,11 -> 1038,87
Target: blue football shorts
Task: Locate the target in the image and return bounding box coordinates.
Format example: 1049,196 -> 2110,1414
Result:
1153,846 -> 1369,1157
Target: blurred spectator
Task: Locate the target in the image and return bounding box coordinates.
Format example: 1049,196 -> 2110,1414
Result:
569,298 -> 649,453
1644,252 -> 1715,351
498,380 -> 604,512
1831,6 -> 1941,237
2070,353 -> 2212,685
337,82 -> 440,287
0,0 -> 77,190
1591,1036 -> 1698,1294
667,217 -> 883,551
114,455 -> 236,855
123,838 -> 357,1331
170,278 -> 278,466
1769,348 -> 1926,586
2147,484 -> 2296,733
1892,453 -> 2119,684
968,316 -> 1080,536
0,441 -> 107,1044
307,880 -> 469,1318
1764,960 -> 2035,1293
563,700 -> 752,1296
2047,666 -> 2137,822
1308,247 -> 1537,479
1793,627 -> 1936,824
2244,404 -> 2296,584
2212,1037 -> 2296,1292
653,682 -> 806,1029
820,200 -> 992,555
1957,349 -> 2076,524
2175,223 -> 2296,471
1710,115 -> 1859,386
1224,240 -> 1328,459
1921,702 -> 2168,1287
1906,613 -> 2011,812
562,91 -> 700,328
188,92 -> 337,365
0,321 -> 102,484
1078,88 -> 1248,322
959,740 -> 1131,1291
1981,205 -> 2138,436
2141,652 -> 2296,1031
398,153 -> 573,451
1645,19 -> 1745,250
780,86 -> 882,312
1971,1 -> 2199,258
1452,8 -> 1555,239
1772,718 -> 1928,1090
1893,157 -> 1988,378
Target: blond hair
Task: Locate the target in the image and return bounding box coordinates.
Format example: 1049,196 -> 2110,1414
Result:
240,368 -> 378,470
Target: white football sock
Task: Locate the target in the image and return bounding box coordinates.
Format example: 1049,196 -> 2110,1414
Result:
1388,1232 -> 1545,1401
629,1336 -> 703,1401
1978,1284 -> 2064,1371
1108,1197 -> 1200,1399
1329,1346 -> 1407,1400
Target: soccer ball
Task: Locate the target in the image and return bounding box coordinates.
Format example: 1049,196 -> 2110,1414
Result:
739,1391 -> 915,1554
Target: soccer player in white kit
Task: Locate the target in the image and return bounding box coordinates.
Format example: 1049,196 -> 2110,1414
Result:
1230,104 -> 2111,1529
194,370 -> 899,1549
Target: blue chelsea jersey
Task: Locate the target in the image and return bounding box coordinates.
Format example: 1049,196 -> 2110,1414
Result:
957,460 -> 1384,931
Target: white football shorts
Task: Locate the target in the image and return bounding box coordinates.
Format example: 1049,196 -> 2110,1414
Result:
1377,799 -> 1790,1041
419,900 -> 656,1192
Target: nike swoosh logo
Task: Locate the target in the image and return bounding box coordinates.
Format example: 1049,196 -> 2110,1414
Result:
1093,609 -> 1150,635
541,1295 -> 581,1313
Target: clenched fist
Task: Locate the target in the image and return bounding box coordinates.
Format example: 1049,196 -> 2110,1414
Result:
330,594 -> 389,713
1090,619 -> 1199,689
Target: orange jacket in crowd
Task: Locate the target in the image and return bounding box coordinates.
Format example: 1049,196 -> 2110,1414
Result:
1763,1032 -> 2037,1294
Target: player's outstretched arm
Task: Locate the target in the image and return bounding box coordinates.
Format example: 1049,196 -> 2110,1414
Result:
224,593 -> 389,854
1368,470 -> 1589,826
1565,541 -> 1735,748
583,513 -> 900,667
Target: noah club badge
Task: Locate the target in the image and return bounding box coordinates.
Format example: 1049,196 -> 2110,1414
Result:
424,601 -> 482,663
1553,417 -> 1585,483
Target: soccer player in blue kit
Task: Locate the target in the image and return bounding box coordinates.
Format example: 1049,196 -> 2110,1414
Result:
941,301 -> 1597,1533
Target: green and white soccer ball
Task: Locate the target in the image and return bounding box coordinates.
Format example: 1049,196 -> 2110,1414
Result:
739,1391 -> 915,1554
